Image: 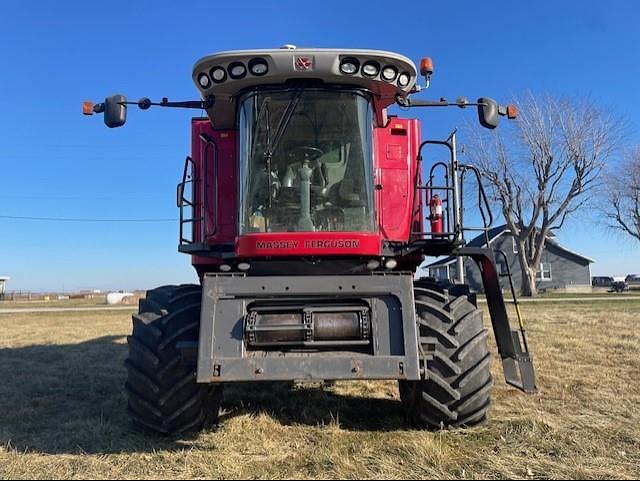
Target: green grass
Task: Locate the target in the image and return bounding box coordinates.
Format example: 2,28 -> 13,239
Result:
0,302 -> 639,479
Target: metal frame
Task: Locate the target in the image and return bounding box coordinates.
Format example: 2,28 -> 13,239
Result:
196,273 -> 421,383
411,131 -> 494,252
457,246 -> 536,393
410,130 -> 536,393
413,133 -> 461,243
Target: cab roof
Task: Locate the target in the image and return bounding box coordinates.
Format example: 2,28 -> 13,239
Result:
192,47 -> 417,129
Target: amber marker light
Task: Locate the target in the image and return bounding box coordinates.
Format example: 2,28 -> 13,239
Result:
507,104 -> 518,119
420,57 -> 434,76
82,101 -> 94,115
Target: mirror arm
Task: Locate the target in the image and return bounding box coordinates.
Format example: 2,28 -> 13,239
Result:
121,96 -> 215,111
92,103 -> 105,114
84,94 -> 215,128
398,96 -> 488,109
398,96 -> 516,123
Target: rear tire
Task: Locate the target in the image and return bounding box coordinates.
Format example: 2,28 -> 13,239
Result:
399,280 -> 492,429
125,284 -> 223,435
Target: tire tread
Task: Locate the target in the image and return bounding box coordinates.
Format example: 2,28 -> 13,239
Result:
400,280 -> 492,430
125,284 -> 223,435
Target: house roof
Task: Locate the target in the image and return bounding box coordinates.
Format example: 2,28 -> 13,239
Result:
425,225 -> 594,269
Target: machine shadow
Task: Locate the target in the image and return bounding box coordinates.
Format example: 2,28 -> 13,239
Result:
0,336 -> 187,455
0,336 -> 407,456
221,381 -> 407,432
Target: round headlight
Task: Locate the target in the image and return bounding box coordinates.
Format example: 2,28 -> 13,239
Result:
366,259 -> 381,270
340,57 -> 359,75
210,66 -> 227,83
197,73 -> 211,89
362,61 -> 380,77
398,72 -> 411,87
249,58 -> 268,76
228,62 -> 247,79
381,66 -> 398,82
238,262 -> 251,271
219,264 -> 232,272
384,258 -> 398,270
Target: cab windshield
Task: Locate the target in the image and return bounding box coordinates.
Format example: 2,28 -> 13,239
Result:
238,88 -> 375,234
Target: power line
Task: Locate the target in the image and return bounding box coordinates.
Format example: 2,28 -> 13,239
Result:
0,215 -> 176,223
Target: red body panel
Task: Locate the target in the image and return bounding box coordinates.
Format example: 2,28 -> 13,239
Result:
374,118 -> 422,242
195,121 -> 237,245
188,114 -> 424,270
190,120 -> 237,269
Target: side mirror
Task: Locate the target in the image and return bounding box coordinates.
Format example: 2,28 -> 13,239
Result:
104,94 -> 127,128
477,97 -> 499,129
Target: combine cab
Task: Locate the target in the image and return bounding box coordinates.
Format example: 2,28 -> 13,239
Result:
85,46 -> 536,435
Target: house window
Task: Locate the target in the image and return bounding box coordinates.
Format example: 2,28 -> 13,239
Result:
431,266 -> 450,281
536,263 -> 552,281
496,260 -> 508,276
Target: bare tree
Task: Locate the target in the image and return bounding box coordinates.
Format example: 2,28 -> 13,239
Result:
606,148 -> 640,241
468,93 -> 622,296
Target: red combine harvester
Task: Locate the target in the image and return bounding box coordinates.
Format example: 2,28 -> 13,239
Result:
85,46 -> 536,435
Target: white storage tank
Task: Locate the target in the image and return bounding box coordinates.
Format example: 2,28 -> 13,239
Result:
106,291 -> 135,305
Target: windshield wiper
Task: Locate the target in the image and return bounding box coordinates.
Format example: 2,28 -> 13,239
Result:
262,88 -> 304,209
269,87 -> 304,156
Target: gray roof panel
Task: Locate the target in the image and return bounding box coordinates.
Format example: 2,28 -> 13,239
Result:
191,48 -> 417,129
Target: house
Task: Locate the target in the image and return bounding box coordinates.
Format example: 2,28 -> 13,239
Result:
425,225 -> 594,294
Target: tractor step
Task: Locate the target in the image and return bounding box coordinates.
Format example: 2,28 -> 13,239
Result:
501,330 -> 536,393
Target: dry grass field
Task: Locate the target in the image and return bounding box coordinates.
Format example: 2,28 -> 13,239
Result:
0,299 -> 639,479
0,298 -> 109,309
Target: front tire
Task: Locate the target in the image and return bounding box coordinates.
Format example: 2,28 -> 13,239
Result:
399,280 -> 492,429
125,284 -> 223,435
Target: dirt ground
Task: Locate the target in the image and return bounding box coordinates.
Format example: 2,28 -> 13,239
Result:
0,300 -> 638,479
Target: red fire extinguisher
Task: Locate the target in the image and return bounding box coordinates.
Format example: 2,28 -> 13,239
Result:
430,194 -> 443,234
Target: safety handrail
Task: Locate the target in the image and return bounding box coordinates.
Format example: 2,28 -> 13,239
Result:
202,139 -> 220,239
460,163 -> 494,245
413,132 -> 497,244
413,137 -> 460,242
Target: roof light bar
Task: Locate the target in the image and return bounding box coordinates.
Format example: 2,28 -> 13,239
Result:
381,65 -> 398,82
210,66 -> 227,83
228,62 -> 247,79
362,60 -> 380,77
340,57 -> 360,75
398,72 -> 410,87
249,58 -> 269,76
197,73 -> 211,89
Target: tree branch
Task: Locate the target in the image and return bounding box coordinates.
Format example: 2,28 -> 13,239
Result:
467,92 -> 623,295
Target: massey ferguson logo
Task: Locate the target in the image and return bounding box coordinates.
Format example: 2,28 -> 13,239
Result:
294,56 -> 314,71
255,240 -> 299,250
255,239 -> 360,250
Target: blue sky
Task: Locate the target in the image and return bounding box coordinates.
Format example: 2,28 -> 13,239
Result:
1,0 -> 639,292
